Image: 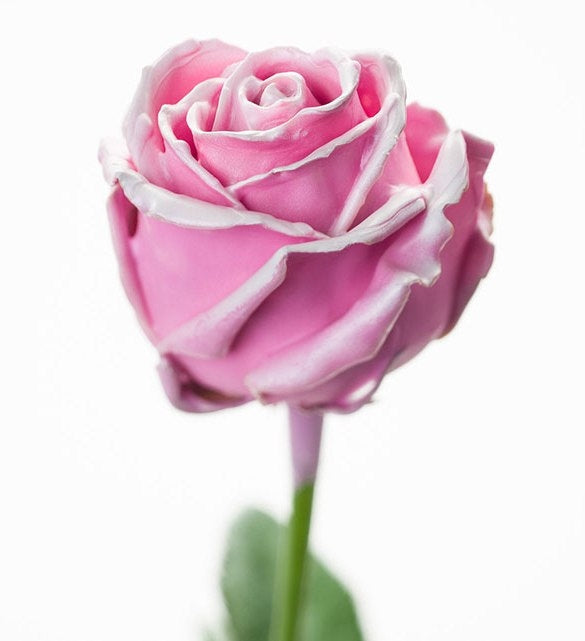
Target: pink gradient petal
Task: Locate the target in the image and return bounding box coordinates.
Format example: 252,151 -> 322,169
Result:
405,102 -> 450,181
243,132 -> 468,403
128,214 -> 311,342
190,48 -> 366,185
106,185 -> 153,341
380,123 -> 494,376
108,162 -> 325,239
230,92 -> 405,234
157,355 -> 248,412
159,187 -> 426,365
225,71 -> 321,131
123,39 -> 246,200
299,131 -> 495,413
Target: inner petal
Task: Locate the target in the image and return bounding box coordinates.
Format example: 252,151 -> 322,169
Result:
238,72 -> 320,130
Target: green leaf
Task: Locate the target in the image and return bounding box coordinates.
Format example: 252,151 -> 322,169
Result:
221,509 -> 279,641
202,622 -> 237,641
220,508 -> 365,641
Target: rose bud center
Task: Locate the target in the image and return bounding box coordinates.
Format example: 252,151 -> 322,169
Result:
239,72 -> 320,130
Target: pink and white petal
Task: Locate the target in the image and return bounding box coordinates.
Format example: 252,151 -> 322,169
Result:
99,137 -> 134,185
125,209 -> 315,342
121,39 -> 246,202
349,133 -> 422,229
386,132 -> 493,365
156,78 -> 242,206
354,51 -> 406,116
235,72 -> 320,131
229,92 -> 405,234
438,132 -> 495,334
190,48 -> 366,185
158,187 -> 426,361
405,102 -> 450,182
113,167 -> 325,239
157,355 -> 248,413
344,101 -> 447,230
106,185 -> 154,341
328,53 -> 416,233
241,131 -> 468,403
105,160 -> 330,346
270,344 -> 393,413
123,39 -> 246,167
213,46 -> 362,131
344,131 -> 494,386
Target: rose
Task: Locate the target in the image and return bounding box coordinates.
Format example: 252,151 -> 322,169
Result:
99,39 -> 494,413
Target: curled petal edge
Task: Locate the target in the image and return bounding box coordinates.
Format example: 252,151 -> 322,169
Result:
157,78 -> 243,208
157,355 -> 248,412
99,138 -> 327,239
157,187 -> 428,359
206,46 -> 361,141
156,132 -> 466,363
243,130 -> 469,402
122,39 -> 246,156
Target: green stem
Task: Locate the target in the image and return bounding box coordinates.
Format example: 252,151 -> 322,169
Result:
269,406 -> 323,641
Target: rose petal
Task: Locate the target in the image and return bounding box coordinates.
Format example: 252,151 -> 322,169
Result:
229,92 -> 405,235
379,124 -> 494,376
161,132 -> 466,404
154,78 -> 242,206
157,355 -> 248,412
189,48 -> 365,185
111,163 -> 325,239
158,186 -> 427,362
106,184 -> 154,341
405,102 -> 450,181
224,54 -> 408,235
243,131 -> 468,402
300,130 -> 494,413
227,71 -> 321,131
123,39 -> 246,203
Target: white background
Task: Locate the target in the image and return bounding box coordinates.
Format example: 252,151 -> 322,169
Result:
1,0 -> 583,639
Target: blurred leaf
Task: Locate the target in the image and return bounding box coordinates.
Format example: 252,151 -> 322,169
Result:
221,509 -> 279,641
202,622 -> 236,641
220,508 -> 364,641
300,551 -> 365,641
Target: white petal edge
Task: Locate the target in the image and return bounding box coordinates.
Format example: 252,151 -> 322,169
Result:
226,92 -> 402,195
329,55 -> 407,235
243,131 -> 470,400
157,78 -> 243,209
157,187 -> 428,359
204,46 -> 361,141
122,39 -> 246,157
98,137 -> 327,239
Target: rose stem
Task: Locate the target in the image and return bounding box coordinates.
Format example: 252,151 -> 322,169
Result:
269,405 -> 324,641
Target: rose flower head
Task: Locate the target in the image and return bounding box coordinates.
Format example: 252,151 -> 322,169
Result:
99,39 -> 494,413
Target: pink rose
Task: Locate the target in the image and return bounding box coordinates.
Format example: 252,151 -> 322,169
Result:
99,39 -> 494,413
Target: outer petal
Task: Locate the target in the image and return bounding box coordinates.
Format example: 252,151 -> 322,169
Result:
105,184 -> 154,342
160,187 -> 427,364
100,137 -> 332,350
244,131 -> 469,403
99,139 -> 324,239
164,131 -> 468,406
157,355 -> 248,412
300,130 -> 495,413
378,107 -> 495,375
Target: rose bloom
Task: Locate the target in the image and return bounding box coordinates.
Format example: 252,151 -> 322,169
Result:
99,39 -> 494,413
